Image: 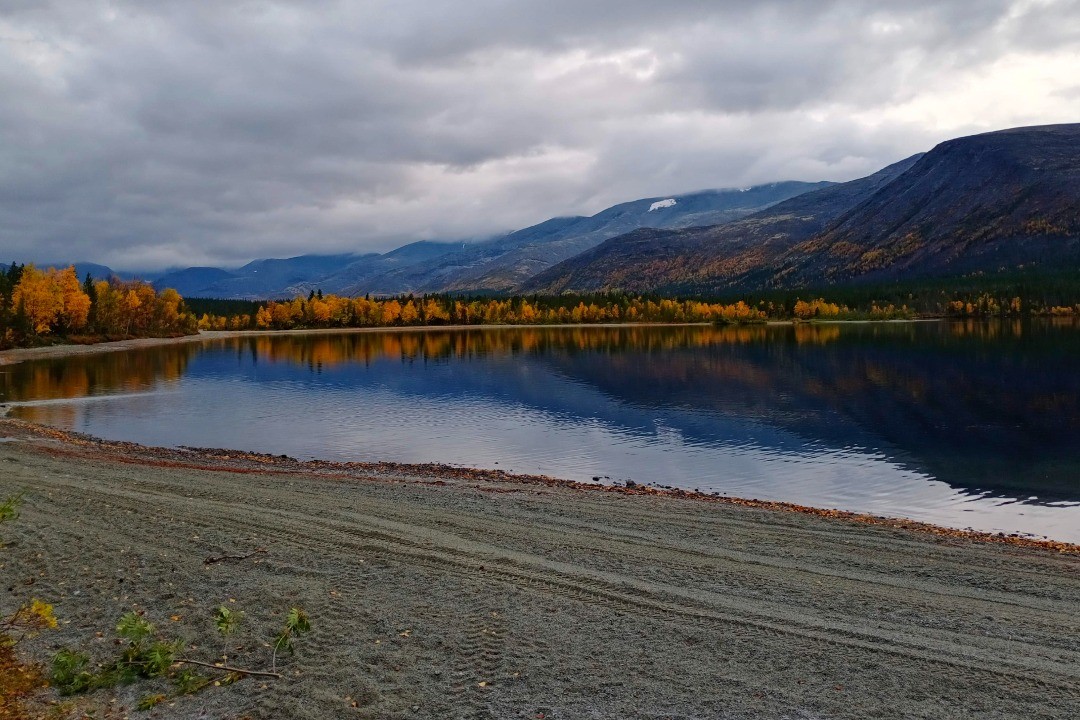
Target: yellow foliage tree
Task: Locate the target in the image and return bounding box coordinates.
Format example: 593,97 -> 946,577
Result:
11,265 -> 62,334
54,266 -> 91,332
400,300 -> 420,324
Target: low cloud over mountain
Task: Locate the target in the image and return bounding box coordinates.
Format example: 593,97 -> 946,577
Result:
2,1 -> 1077,270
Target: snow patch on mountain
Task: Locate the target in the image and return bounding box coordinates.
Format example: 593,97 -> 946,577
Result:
648,198 -> 677,211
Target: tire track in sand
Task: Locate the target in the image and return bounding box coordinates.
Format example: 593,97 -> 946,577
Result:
14,460 -> 1080,698
103,491 -> 1080,692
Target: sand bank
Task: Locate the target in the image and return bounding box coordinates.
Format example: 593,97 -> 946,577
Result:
1,420 -> 1077,719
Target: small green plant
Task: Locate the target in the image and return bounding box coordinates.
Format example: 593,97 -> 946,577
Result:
115,612 -> 181,678
52,649 -> 94,695
52,611 -> 181,696
0,491 -> 22,523
271,607 -> 311,672
116,612 -> 154,645
137,693 -> 167,710
52,604 -> 312,709
142,639 -> 183,677
172,668 -> 211,695
214,605 -> 243,659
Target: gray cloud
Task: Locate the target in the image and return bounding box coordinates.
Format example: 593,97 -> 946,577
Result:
0,0 -> 1077,270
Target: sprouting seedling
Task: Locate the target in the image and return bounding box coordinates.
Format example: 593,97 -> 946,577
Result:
214,605 -> 242,659
271,607 -> 310,673
116,611 -> 154,646
114,611 -> 179,678
51,648 -> 94,696
0,491 -> 23,525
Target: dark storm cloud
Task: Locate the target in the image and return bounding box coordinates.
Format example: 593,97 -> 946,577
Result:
0,0 -> 1076,269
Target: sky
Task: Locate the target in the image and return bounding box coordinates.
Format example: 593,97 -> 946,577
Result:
1,0 -> 1077,271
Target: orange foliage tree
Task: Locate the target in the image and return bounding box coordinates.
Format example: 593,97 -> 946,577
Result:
219,292 -> 772,332
0,264 -> 197,348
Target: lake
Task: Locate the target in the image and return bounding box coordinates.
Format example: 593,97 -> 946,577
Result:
3,321 -> 1079,542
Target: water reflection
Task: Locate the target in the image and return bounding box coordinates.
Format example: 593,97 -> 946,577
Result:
3,322 -> 1078,539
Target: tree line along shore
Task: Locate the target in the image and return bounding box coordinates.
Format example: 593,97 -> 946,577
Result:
2,261 -> 1079,350
0,263 -> 197,350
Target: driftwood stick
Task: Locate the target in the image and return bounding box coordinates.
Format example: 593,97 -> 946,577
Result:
204,547 -> 267,565
175,658 -> 282,678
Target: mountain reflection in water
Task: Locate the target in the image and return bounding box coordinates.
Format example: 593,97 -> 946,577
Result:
3,321 -> 1078,541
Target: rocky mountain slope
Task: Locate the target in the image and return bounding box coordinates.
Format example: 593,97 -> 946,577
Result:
420,182 -> 829,294
777,123 -> 1080,287
524,124 -> 1080,295
521,154 -> 923,294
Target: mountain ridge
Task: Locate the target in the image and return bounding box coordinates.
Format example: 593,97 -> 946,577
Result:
150,181 -> 829,298
64,123 -> 1080,300
524,123 -> 1080,295
521,153 -> 925,294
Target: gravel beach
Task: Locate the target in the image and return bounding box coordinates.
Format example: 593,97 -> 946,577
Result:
1,419 -> 1078,719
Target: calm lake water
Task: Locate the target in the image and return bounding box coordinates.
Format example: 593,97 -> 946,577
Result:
3,321 -> 1079,542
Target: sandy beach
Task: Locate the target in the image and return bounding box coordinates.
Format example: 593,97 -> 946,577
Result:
0,419 -> 1077,719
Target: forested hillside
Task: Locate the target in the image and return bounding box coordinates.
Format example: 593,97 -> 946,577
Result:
522,124 -> 1080,296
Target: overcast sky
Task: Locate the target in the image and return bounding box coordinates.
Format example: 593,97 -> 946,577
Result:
1,0 -> 1077,270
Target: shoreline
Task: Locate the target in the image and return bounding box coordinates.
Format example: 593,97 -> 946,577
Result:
3,318 -> 1074,555
3,417 -> 1076,555
2,416 -> 1078,718
0,323 -> 715,366
0,317 -> 945,366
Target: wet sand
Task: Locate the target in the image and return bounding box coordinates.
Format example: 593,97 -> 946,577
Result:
1,419 -> 1078,719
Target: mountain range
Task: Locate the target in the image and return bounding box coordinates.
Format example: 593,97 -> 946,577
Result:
144,181 -> 826,298
73,123 -> 1079,299
526,124 -> 1080,295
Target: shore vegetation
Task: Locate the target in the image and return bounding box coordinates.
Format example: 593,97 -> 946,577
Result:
4,259 -> 1079,351
0,263 -> 198,350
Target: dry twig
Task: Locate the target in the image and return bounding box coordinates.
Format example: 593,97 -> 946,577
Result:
203,548 -> 267,565
175,658 -> 281,678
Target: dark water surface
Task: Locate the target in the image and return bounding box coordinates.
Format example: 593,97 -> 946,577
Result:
3,321 -> 1079,542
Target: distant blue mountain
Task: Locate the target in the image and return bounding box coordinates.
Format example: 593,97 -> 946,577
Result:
153,254 -> 370,298
72,262 -> 119,280
150,181 -> 830,299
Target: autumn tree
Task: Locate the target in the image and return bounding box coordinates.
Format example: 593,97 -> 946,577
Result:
12,265 -> 63,334
399,300 -> 419,325
381,299 -> 402,325
55,266 -> 91,333
309,298 -> 332,324
0,265 -> 193,347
